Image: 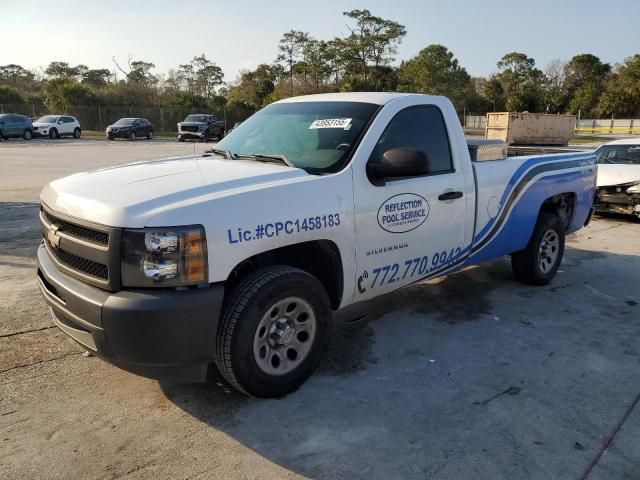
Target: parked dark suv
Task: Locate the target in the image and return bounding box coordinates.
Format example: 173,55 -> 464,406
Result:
106,118 -> 153,140
0,114 -> 33,141
177,114 -> 225,142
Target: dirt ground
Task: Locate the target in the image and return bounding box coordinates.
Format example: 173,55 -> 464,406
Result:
1,140 -> 639,479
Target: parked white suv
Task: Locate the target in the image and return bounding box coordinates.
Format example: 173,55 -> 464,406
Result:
33,115 -> 82,139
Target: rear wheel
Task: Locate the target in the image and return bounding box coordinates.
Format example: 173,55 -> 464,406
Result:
214,266 -> 332,397
147,130 -> 153,140
129,131 -> 136,141
73,128 -> 81,139
511,212 -> 565,285
202,131 -> 209,143
23,129 -> 32,140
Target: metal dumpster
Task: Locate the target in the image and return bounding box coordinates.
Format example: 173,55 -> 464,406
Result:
485,112 -> 577,145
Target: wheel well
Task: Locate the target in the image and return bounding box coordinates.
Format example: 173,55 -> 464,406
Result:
226,240 -> 344,309
540,192 -> 575,231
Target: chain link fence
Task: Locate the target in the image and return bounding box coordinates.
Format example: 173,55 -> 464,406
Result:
0,103 -> 255,133
576,118 -> 640,135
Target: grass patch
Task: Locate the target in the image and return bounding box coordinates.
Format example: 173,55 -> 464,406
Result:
569,135 -> 611,145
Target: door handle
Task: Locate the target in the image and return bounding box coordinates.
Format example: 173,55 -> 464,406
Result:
438,191 -> 463,201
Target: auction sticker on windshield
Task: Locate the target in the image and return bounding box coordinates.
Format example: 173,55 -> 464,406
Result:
377,193 -> 429,233
309,118 -> 352,130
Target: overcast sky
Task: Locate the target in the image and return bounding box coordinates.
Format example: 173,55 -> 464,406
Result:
3,0 -> 639,81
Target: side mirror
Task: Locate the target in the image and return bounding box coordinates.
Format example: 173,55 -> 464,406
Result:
367,148 -> 430,180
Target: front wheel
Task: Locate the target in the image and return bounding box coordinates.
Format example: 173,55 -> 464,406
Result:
129,131 -> 136,141
73,128 -> 81,139
49,128 -> 58,139
202,132 -> 209,143
511,212 -> 565,285
23,129 -> 32,140
147,130 -> 153,140
214,266 -> 332,397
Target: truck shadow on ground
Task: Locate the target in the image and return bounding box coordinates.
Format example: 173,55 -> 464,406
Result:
161,246 -> 640,478
159,259 -> 538,477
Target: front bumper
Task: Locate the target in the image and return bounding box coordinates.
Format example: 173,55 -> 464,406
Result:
33,127 -> 49,137
178,130 -> 206,139
595,189 -> 640,217
36,243 -> 224,382
106,130 -> 133,139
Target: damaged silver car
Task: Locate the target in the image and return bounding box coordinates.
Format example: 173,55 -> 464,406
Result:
595,138 -> 640,219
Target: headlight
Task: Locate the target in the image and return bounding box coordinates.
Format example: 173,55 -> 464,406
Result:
627,183 -> 640,194
121,225 -> 208,287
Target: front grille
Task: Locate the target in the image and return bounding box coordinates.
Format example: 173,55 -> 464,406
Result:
42,209 -> 109,245
49,245 -> 109,280
181,125 -> 199,132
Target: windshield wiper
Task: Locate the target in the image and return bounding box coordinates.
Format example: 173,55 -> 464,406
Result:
204,147 -> 234,159
235,153 -> 294,168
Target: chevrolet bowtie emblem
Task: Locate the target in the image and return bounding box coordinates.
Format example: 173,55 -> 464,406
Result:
47,224 -> 61,248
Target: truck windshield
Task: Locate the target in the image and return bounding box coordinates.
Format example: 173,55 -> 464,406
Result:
216,101 -> 379,174
596,145 -> 640,165
184,115 -> 209,122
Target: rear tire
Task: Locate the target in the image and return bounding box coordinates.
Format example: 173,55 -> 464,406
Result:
129,131 -> 136,141
214,266 -> 332,397
147,130 -> 153,140
202,131 -> 209,143
511,212 -> 565,285
23,129 -> 32,140
73,128 -> 81,139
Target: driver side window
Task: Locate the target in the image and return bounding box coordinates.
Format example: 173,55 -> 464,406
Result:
369,105 -> 454,175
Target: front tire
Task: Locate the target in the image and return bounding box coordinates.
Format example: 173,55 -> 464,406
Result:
215,266 -> 332,397
23,129 -> 32,140
147,130 -> 153,140
202,131 -> 209,143
129,131 -> 136,141
73,128 -> 81,139
49,128 -> 58,139
178,135 -> 185,142
511,212 -> 565,285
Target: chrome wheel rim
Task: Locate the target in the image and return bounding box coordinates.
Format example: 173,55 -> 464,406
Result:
538,229 -> 559,273
253,296 -> 316,376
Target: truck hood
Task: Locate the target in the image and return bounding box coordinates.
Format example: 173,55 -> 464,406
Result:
597,164 -> 640,187
41,155 -> 308,227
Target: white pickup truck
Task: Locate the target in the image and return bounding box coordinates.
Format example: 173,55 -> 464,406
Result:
36,93 -> 597,397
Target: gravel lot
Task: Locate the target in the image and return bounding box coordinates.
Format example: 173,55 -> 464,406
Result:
1,140 -> 639,479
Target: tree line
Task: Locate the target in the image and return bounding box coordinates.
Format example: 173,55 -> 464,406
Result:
1,9 -> 639,119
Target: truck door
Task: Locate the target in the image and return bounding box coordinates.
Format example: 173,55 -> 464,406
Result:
352,102 -> 470,301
